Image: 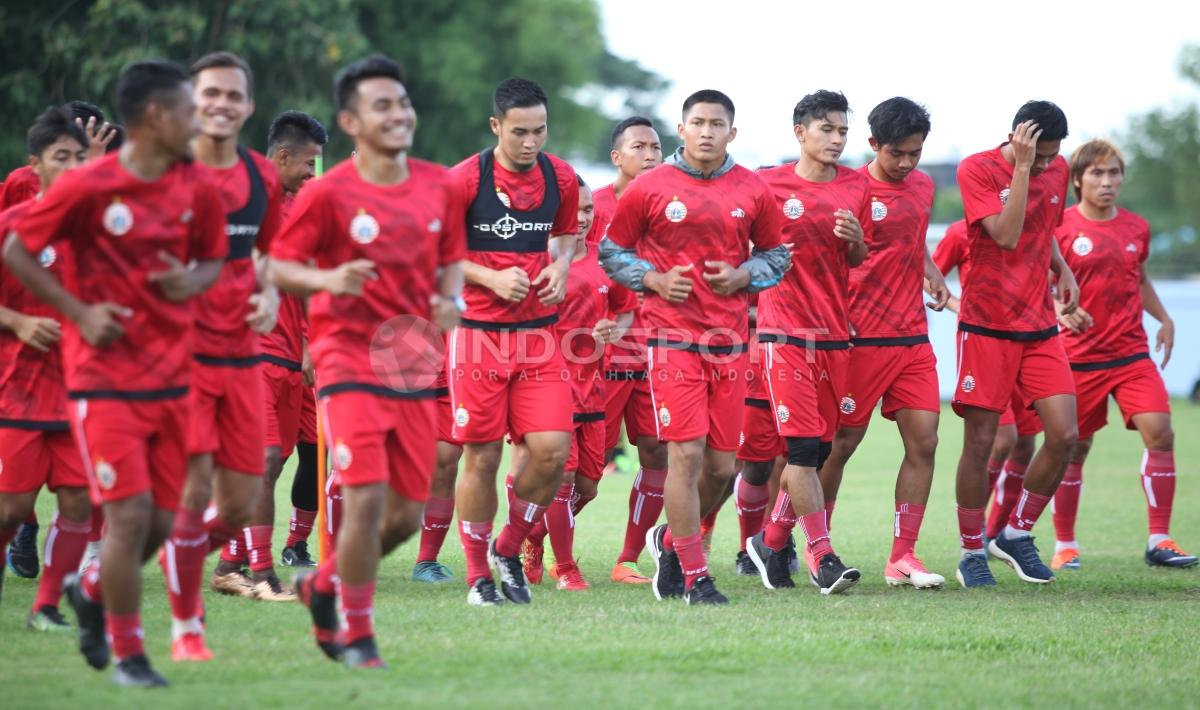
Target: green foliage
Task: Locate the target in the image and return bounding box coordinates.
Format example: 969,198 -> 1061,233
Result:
931,186 -> 964,225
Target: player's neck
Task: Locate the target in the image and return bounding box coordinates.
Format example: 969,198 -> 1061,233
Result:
1078,200 -> 1117,222
613,172 -> 634,198
794,155 -> 836,183
353,148 -> 409,186
117,140 -> 175,182
192,133 -> 240,169
866,160 -> 900,184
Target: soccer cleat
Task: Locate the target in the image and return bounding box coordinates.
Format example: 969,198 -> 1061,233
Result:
956,553 -> 997,588
343,636 -> 386,669
295,571 -> 343,661
280,542 -> 316,568
884,553 -> 945,589
815,553 -> 860,595
64,573 -> 109,670
735,550 -> 758,577
989,534 -> 1055,583
170,632 -> 213,662
412,560 -> 454,583
251,573 -> 296,602
211,569 -> 258,598
645,524 -> 684,600
610,561 -> 651,584
521,539 -> 544,585
1145,539 -> 1198,568
554,562 -> 589,591
1051,548 -> 1081,571
783,533 -> 801,574
487,539 -> 531,604
745,532 -> 795,590
112,654 -> 169,688
467,577 -> 504,607
8,522 -> 40,578
684,575 -> 729,605
78,541 -> 102,575
27,606 -> 72,632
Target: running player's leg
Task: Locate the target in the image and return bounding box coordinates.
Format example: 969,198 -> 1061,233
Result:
31,447 -> 92,631
413,440 -> 462,582
613,378 -> 667,580
282,390 -> 319,566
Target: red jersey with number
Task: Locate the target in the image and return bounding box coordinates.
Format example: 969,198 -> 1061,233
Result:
452,151 -> 578,325
848,166 -> 934,339
606,162 -> 781,348
194,149 -> 283,359
933,219 -> 970,284
590,182 -> 617,245
0,166 -> 39,209
957,146 -> 1068,334
261,191 -> 306,364
0,200 -> 68,422
15,153 -> 227,395
757,163 -> 871,343
1056,206 -> 1150,363
271,158 -> 466,391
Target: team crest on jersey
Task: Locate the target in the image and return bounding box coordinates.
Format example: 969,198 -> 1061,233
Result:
658,406 -> 671,427
96,459 -> 117,490
961,375 -> 976,393
334,440 -> 353,470
1050,194 -> 1060,205
349,209 -> 381,244
38,246 -> 57,268
998,188 -> 1011,206
1126,243 -> 1138,253
871,200 -> 887,222
664,197 -> 687,223
776,403 -> 790,424
428,218 -> 442,233
496,191 -> 512,208
1072,234 -> 1093,256
783,196 -> 804,220
840,396 -> 857,415
454,406 -> 470,428
103,199 -> 133,236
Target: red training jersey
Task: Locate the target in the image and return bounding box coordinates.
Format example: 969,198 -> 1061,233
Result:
590,181 -> 646,370
589,182 -> 617,245
932,218 -> 970,284
606,162 -> 781,348
957,145 -> 1068,334
756,163 -> 871,343
261,191 -> 306,365
848,166 -> 934,339
1056,206 -> 1151,363
15,153 -> 226,396
0,165 -> 39,209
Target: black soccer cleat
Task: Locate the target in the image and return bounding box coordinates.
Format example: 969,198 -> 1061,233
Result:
645,524 -> 684,600
684,576 -> 729,606
487,539 -> 531,604
64,573 -> 110,670
815,553 -> 860,595
112,654 -> 169,688
295,571 -> 343,661
734,550 -> 757,577
745,532 -> 795,590
8,522 -> 40,578
467,577 -> 504,607
343,636 -> 387,669
280,541 -> 316,568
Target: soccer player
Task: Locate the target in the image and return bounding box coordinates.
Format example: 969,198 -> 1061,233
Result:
1051,139 -> 1194,569
271,53 -> 465,667
810,98 -> 950,588
742,90 -> 866,595
602,89 -> 789,605
0,106 -> 91,631
952,100 -> 1081,587
4,59 -> 226,687
448,78 -> 578,606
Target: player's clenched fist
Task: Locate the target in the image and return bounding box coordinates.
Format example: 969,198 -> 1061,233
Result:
325,259 -> 378,296
488,266 -> 530,302
77,302 -> 130,346
644,263 -> 694,303
702,260 -> 749,296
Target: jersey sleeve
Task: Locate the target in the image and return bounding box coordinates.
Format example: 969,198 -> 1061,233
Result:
551,159 -> 580,237
439,173 -> 468,265
254,157 -> 285,253
932,227 -> 964,276
604,180 -> 647,249
957,157 -> 1003,227
188,180 -> 228,262
749,181 -> 783,250
270,181 -> 327,264
14,171 -> 87,253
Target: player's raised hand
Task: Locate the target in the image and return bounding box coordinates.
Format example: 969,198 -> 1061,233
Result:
77,302 -> 130,346
77,116 -> 117,161
246,286 -> 280,335
645,263 -> 694,303
325,259 -> 377,296
925,271 -> 951,311
532,260 -> 569,306
148,251 -> 193,302
489,266 -> 530,302
13,315 -> 62,351
1010,120 -> 1042,171
702,260 -> 749,296
833,209 -> 864,246
430,294 -> 462,333
1156,318 -> 1174,369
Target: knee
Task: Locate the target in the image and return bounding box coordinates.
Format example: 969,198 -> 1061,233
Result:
385,507 -> 422,544
907,430 -> 939,462
1044,426 -> 1078,458
638,438 -> 668,469
674,443 -> 705,476
57,488 -> 92,522
529,437 -> 569,475
741,461 -> 772,486
1146,426 -> 1174,452
263,449 -> 283,482
831,428 -> 865,460
1071,437 -> 1094,463
220,488 -> 260,529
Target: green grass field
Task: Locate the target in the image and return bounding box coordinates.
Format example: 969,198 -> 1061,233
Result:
2,400 -> 1199,708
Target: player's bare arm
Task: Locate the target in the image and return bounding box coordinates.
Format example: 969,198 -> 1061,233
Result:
269,257 -> 378,297
247,250 -> 281,334
643,263 -> 694,303
463,259 -> 529,303
981,120 -> 1039,250
834,208 -> 867,265
430,260 -> 465,332
923,251 -> 950,311
1048,238 -> 1080,315
1139,265 -> 1174,367
0,303 -> 61,352
532,234 -> 575,305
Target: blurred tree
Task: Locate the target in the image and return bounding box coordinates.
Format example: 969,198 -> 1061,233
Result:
930,186 -> 963,225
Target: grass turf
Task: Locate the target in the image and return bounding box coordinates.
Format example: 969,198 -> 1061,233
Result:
2,399 -> 1198,708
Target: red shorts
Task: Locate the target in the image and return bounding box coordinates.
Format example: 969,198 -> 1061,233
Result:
298,385 -> 317,444
761,341 -> 849,442
839,342 -> 940,429
447,327 -> 572,444
0,427 -> 87,494
646,346 -> 746,451
738,399 -> 784,462
602,373 -> 656,450
319,391 -> 436,501
566,416 -> 606,482
188,361 -> 265,475
998,385 -> 1044,436
68,397 -> 190,509
436,389 -> 459,445
263,362 -> 303,457
1071,355 -> 1170,440
952,330 -> 1074,417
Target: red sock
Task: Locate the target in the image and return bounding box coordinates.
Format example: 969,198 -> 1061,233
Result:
163,508 -> 207,621
1053,462 -> 1083,543
34,514 -> 90,611
205,512 -> 239,554
957,505 -> 986,551
107,612 -> 144,661
416,497 -> 454,563
825,499 -> 837,530
496,497 -> 546,558
672,532 -> 709,590
797,509 -> 833,560
617,467 -> 666,564
459,520 -> 493,586
890,503 -> 925,562
734,475 -> 769,551
1008,488 -> 1052,533
570,489 -> 596,517
87,505 -> 105,542
286,508 -> 317,547
526,517 -> 549,547
762,492 -> 797,550
313,554 -> 338,595
245,525 -> 274,574
1142,450 -> 1175,536
700,508 -> 718,538
986,457 -> 1005,502
220,536 -> 243,565
986,461 -> 1026,539
80,561 -> 103,603
339,580 -> 375,644
544,483 -> 575,565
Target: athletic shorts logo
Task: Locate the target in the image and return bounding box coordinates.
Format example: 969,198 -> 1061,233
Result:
103,199 -> 133,236
496,191 -> 512,209
730,207 -> 745,219
783,196 -> 804,220
350,209 -> 381,244
180,209 -> 193,224
664,198 -> 687,223
1050,194 -> 1060,205
1125,242 -> 1138,253
428,218 -> 442,233
840,396 -> 856,415
334,441 -> 353,470
871,200 -> 887,222
776,403 -> 790,424
95,459 -> 116,490
1072,235 -> 1093,256
38,246 -> 57,268
998,188 -> 1010,206
658,406 -> 671,427
961,375 -> 976,393
454,406 -> 470,428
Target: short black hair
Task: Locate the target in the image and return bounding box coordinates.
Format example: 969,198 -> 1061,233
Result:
114,60 -> 190,126
793,90 -> 849,126
189,51 -> 254,96
682,90 -> 734,122
334,54 -> 406,112
26,105 -> 89,157
66,100 -> 105,125
493,78 -> 548,119
105,124 -> 125,152
576,173 -> 588,188
1012,100 -> 1069,141
611,116 -> 654,149
867,97 -> 931,146
267,111 -> 329,155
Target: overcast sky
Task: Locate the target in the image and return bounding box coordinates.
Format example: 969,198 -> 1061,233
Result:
598,0 -> 1197,168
